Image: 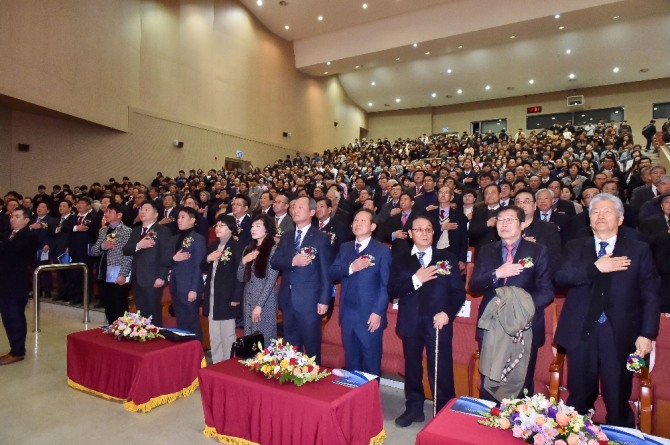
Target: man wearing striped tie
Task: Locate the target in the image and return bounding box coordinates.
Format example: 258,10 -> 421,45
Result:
555,193 -> 659,427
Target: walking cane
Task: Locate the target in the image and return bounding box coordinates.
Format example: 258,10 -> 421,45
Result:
434,325 -> 439,417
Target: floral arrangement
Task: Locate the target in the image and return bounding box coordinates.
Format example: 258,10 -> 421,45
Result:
219,247 -> 233,264
327,231 -> 337,245
276,227 -> 283,238
40,221 -> 49,229
435,260 -> 452,275
479,392 -> 613,445
239,338 -> 330,386
519,256 -> 534,269
626,350 -> 646,373
361,254 -> 376,266
144,229 -> 156,240
299,246 -> 318,260
104,311 -> 164,342
182,236 -> 194,248
106,231 -> 118,241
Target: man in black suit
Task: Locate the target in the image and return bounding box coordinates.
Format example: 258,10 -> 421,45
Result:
376,182 -> 402,225
229,194 -> 252,248
326,188 -> 351,226
159,193 -> 180,235
469,205 -> 554,400
413,174 -> 438,213
566,188 -> 600,241
271,197 -> 333,363
546,179 -> 576,216
535,189 -> 569,244
513,190 -> 562,274
405,170 -> 424,198
426,186 -> 468,274
0,207 -> 39,365
69,197 -> 102,305
468,184 -> 501,254
638,175 -> 670,221
29,202 -> 57,297
630,166 -> 665,214
388,216 -> 466,426
313,197 -> 349,257
638,192 -> 670,243
251,192 -> 275,219
555,194 -> 659,427
122,201 -> 173,327
381,193 -> 416,256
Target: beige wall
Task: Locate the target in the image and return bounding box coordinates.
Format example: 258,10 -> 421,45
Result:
0,109 -> 10,192
368,79 -> 670,140
0,0 -> 366,194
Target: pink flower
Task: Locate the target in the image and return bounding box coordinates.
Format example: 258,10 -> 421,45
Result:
555,441 -> 567,445
597,431 -> 608,441
556,412 -> 570,427
535,415 -> 547,427
588,440 -> 598,445
533,434 -> 546,445
567,433 -> 580,445
512,426 -> 523,438
518,404 -> 529,413
499,418 -> 511,430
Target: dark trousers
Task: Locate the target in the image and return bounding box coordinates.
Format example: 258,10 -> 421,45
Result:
645,136 -> 653,151
282,306 -> 322,364
0,295 -> 29,356
479,342 -> 539,402
341,319 -> 383,376
170,287 -> 202,340
132,284 -> 164,327
101,281 -> 130,325
566,320 -> 634,427
402,317 -> 455,414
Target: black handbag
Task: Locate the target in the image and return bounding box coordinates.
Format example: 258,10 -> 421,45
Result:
230,331 -> 264,358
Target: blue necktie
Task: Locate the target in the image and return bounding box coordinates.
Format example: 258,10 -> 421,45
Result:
355,242 -> 361,254
597,241 -> 608,323
417,251 -> 426,267
294,229 -> 302,253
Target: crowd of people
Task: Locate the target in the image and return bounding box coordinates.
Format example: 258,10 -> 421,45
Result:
1,116 -> 669,430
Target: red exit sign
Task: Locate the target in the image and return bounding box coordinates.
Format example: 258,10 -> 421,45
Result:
527,106 -> 542,114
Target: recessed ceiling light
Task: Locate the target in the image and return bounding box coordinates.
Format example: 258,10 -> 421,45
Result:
368,102 -> 373,107
568,73 -> 576,79
413,43 -> 418,48
371,81 -> 376,86
256,0 -> 263,6
447,69 -> 452,74
317,16 -> 323,21
551,117 -> 556,120
529,79 -> 535,84
362,3 -> 368,9
613,16 -> 619,19
458,45 -> 463,49
613,67 -> 620,73
566,49 -> 571,54
355,65 -> 360,69
581,114 -> 585,117
457,89 -> 463,94
485,85 -> 491,90
559,26 -> 565,30
510,35 -> 516,39
431,93 -> 437,98
554,14 -> 560,19
395,98 -> 401,103
284,25 -> 290,30
326,61 -> 331,65
395,57 -> 400,61
324,71 -> 328,75
425,51 -> 430,55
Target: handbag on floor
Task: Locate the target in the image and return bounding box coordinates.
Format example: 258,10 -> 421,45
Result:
230,331 -> 264,358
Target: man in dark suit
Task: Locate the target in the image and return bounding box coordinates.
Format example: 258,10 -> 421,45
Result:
122,201 -> 173,327
251,192 -> 275,219
388,216 -> 466,426
159,193 -> 180,235
230,194 -> 252,248
547,179 -> 576,216
535,189 -> 569,244
0,207 -> 39,365
427,186 -> 468,274
313,197 -> 350,257
468,184 -> 501,254
381,193 -> 416,256
638,192 -> 670,243
69,197 -> 102,305
330,208 -> 391,376
271,196 -> 333,363
376,181 -> 402,225
555,194 -> 659,427
326,188 -> 351,226
512,190 -> 562,274
413,174 -> 438,213
271,194 -> 294,242
638,175 -> 670,221
29,202 -> 57,297
469,205 -> 554,400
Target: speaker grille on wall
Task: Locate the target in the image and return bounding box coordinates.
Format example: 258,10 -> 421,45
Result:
18,143 -> 30,152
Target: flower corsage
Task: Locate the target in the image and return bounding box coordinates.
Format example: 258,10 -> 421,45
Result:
361,254 -> 376,266
106,232 -> 118,241
435,260 -> 452,275
327,231 -> 337,245
220,247 -> 232,264
518,256 -> 534,269
299,246 -> 317,260
626,350 -> 646,373
182,236 -> 194,249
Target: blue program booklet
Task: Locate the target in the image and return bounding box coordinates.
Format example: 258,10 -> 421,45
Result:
333,370 -> 377,388
449,396 -> 496,417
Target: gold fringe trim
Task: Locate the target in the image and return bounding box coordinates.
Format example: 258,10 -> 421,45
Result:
67,378 -> 125,402
123,377 -> 200,413
202,426 -> 386,445
203,426 -> 260,445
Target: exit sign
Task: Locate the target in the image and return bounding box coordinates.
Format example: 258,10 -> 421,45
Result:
527,106 -> 542,114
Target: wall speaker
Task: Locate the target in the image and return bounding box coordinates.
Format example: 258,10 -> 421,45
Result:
173,140 -> 184,148
18,143 -> 30,152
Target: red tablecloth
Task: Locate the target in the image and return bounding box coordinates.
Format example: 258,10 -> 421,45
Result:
67,329 -> 205,412
199,359 -> 386,445
416,398 -> 515,445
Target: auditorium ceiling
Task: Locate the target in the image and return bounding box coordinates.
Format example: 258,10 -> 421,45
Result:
239,0 -> 670,112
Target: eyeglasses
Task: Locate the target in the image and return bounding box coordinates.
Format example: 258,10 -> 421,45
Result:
496,218 -> 519,225
514,199 -> 533,205
213,223 -> 227,229
411,228 -> 433,234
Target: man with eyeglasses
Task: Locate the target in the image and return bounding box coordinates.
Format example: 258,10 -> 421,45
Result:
388,216 -> 465,426
470,205 -> 553,402
513,190 -> 562,274
271,194 -> 294,242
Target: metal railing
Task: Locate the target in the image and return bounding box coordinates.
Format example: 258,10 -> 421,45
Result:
32,263 -> 89,332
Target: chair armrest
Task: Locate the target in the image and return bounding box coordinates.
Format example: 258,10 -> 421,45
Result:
549,351 -> 566,402
470,350 -> 480,398
638,365 -> 653,434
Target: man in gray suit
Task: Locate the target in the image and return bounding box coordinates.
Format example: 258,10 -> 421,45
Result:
122,201 -> 172,326
272,194 -> 294,242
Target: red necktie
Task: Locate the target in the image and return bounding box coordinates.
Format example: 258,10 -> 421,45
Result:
141,227 -> 148,237
319,222 -> 325,230
504,244 -> 514,284
401,212 -> 408,226
77,215 -> 84,225
9,230 -> 17,240
439,209 -> 445,220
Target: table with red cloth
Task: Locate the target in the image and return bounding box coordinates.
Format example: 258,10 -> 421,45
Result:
199,359 -> 386,445
416,398 -> 515,445
67,329 -> 205,413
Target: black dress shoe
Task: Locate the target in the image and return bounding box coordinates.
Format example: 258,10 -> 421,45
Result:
70,298 -> 83,306
394,410 -> 425,427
